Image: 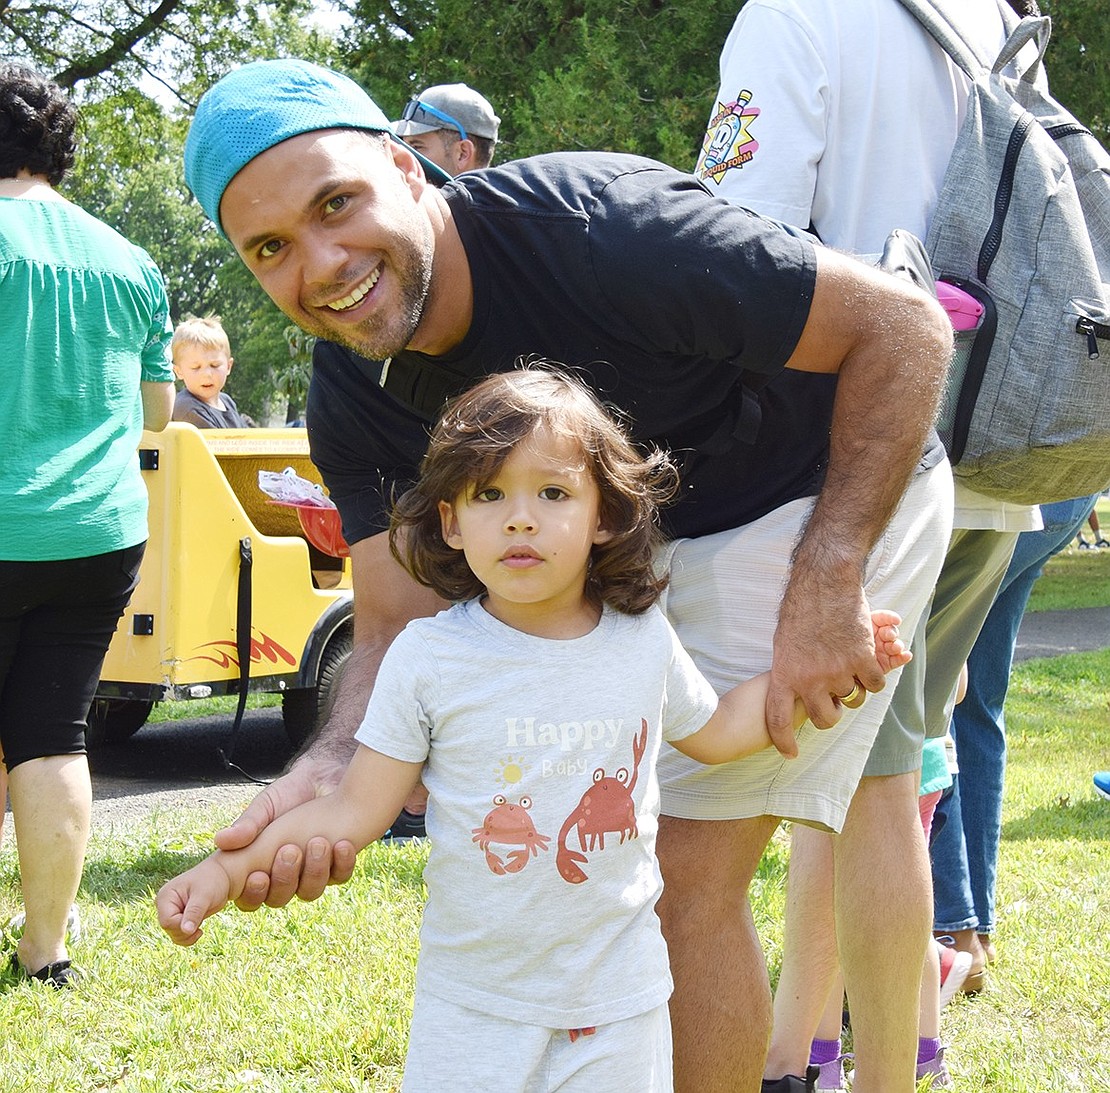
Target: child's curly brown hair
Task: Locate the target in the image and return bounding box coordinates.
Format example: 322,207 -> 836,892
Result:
390,365 -> 679,615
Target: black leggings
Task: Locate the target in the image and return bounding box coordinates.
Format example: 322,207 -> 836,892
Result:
0,543 -> 145,770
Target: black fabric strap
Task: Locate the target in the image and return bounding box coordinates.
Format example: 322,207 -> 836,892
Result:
218,537 -> 269,784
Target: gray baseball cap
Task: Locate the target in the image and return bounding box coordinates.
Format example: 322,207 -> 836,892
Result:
394,84 -> 500,141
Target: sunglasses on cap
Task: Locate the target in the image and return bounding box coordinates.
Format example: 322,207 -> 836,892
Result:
400,98 -> 468,141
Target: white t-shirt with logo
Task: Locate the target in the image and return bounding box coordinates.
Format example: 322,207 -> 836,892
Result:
696,0 -> 1039,530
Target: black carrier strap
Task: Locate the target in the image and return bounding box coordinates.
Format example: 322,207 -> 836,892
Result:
382,354 -> 479,420
218,537 -> 270,784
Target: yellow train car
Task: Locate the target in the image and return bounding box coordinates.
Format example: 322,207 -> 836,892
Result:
90,423 -> 353,747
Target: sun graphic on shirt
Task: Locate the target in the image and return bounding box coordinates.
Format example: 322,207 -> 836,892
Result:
495,755 -> 529,788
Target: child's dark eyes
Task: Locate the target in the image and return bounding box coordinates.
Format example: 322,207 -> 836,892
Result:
475,487 -> 502,502
540,487 -> 567,501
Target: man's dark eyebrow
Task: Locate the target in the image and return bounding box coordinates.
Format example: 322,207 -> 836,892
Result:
237,176 -> 346,254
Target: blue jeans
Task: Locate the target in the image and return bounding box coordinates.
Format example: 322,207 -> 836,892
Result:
931,495 -> 1099,934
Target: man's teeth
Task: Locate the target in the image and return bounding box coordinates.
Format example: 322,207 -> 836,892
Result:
326,269 -> 380,311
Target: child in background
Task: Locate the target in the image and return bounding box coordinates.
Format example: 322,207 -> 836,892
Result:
170,315 -> 247,428
808,667 -> 971,1091
157,367 -> 910,1093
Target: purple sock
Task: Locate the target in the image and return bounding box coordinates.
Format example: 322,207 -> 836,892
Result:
918,1037 -> 943,1065
809,1038 -> 841,1065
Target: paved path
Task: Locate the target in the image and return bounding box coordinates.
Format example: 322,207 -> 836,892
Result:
1013,605 -> 1110,662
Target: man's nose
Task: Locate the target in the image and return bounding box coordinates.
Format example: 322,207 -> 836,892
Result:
302,236 -> 350,286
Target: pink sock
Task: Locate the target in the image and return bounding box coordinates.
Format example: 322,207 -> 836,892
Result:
918,1036 -> 942,1065
810,1038 -> 841,1065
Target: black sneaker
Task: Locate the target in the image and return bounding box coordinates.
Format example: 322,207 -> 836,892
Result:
383,807 -> 427,843
761,1066 -> 819,1093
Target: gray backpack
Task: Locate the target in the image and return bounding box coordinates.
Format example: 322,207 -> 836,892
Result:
897,0 -> 1110,504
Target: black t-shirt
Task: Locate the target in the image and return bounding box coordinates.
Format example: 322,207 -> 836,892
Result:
308,151 -> 832,544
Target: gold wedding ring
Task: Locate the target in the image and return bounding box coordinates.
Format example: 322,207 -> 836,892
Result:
837,680 -> 867,709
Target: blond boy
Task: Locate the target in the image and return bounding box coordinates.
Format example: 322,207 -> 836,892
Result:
171,316 -> 247,428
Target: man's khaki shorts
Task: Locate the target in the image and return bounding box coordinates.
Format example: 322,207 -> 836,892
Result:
656,461 -> 952,833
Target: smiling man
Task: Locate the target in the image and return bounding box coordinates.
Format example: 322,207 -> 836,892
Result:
183,59 -> 954,1093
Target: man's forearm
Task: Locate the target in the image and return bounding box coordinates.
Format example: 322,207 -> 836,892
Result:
796,288 -> 950,576
290,637 -> 383,771
289,529 -> 446,775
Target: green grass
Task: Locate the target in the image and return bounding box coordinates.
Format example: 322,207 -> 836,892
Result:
146,692 -> 282,724
1,650 -> 1107,1090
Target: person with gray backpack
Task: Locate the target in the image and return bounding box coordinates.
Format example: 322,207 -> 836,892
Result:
698,0 -> 1091,1088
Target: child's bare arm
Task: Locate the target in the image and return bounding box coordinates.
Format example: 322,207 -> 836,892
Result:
156,745 -> 422,945
673,609 -> 911,765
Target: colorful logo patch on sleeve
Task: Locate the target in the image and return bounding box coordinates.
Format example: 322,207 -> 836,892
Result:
696,89 -> 760,185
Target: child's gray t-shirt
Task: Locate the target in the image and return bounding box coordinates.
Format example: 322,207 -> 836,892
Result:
355,598 -> 719,1028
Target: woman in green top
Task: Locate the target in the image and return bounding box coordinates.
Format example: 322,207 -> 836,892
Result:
0,63 -> 175,987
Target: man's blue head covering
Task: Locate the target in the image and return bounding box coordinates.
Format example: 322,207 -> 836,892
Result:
184,58 -> 451,235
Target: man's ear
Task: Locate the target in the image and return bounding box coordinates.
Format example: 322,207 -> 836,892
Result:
390,140 -> 429,198
454,139 -> 476,174
438,500 -> 464,549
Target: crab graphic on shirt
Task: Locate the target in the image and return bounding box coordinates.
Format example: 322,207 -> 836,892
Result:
472,795 -> 551,874
697,89 -> 761,184
556,719 -> 649,884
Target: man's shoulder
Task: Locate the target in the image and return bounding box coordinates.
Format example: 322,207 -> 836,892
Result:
450,151 -> 692,213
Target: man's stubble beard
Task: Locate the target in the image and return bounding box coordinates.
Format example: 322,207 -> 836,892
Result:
304,217 -> 435,362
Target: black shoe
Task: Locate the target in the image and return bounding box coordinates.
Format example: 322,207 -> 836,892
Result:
8,951 -> 81,989
383,807 -> 427,843
761,1065 -> 818,1093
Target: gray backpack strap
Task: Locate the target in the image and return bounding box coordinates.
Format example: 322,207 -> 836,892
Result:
992,17 -> 1051,84
895,0 -> 1049,83
894,0 -> 993,75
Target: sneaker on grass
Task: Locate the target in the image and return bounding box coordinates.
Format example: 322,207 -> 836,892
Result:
813,1053 -> 852,1092
383,807 -> 427,843
1094,771 -> 1110,801
762,1066 -> 819,1093
916,1045 -> 952,1088
5,903 -> 81,944
937,938 -> 973,1007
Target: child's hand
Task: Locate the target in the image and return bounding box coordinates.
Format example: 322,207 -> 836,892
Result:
871,609 -> 912,673
156,860 -> 232,946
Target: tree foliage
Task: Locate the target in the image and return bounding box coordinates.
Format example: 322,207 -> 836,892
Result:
0,0 -> 334,110
5,0 -> 1110,420
1039,0 -> 1110,141
342,0 -> 740,170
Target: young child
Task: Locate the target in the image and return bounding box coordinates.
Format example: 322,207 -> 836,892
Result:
170,315 -> 247,428
157,367 -> 910,1093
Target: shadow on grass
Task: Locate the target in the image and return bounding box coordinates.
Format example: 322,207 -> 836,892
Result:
80,847 -> 210,905
1002,796 -> 1110,841
70,839 -> 433,910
